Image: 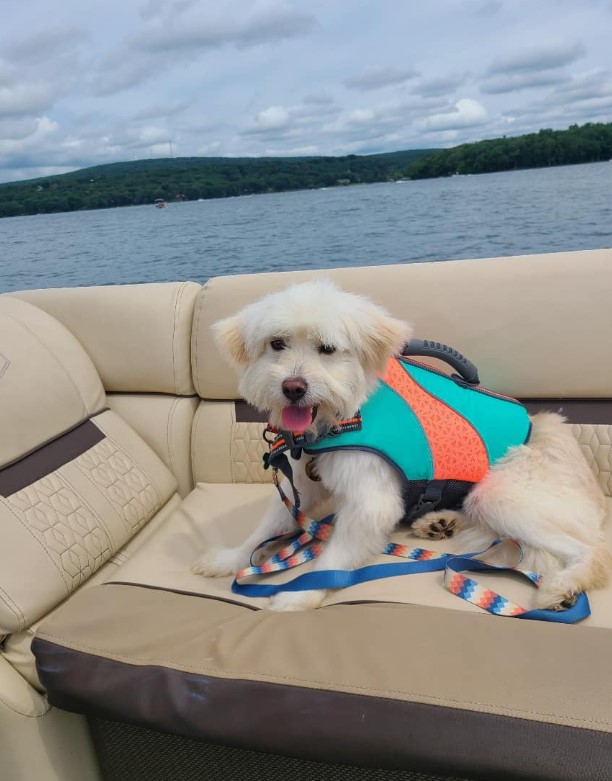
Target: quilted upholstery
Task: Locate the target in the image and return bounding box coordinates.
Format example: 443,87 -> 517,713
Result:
231,422 -> 272,484
573,424 -> 612,497
6,474 -> 112,593
0,289 -> 178,637
77,438 -> 162,534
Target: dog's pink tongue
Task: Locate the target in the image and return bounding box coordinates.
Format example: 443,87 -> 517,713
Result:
281,406 -> 313,432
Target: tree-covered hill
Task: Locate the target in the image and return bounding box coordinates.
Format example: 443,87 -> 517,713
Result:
3,120 -> 611,218
408,122 -> 612,179
0,150 -> 431,218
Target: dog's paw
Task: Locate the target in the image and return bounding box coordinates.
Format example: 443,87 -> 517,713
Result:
534,582 -> 579,612
268,590 -> 326,611
191,548 -> 241,578
411,510 -> 464,540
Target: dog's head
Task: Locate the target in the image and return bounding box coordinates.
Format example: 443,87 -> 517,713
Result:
213,280 -> 412,433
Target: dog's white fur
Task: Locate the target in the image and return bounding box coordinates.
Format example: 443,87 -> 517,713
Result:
193,280 -> 610,612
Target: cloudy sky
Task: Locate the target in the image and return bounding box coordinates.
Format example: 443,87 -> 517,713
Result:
1,0 -> 611,182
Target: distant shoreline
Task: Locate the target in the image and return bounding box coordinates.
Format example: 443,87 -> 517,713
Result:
1,120 -> 611,219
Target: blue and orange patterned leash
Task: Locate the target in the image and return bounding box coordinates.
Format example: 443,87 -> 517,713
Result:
231,471 -> 591,623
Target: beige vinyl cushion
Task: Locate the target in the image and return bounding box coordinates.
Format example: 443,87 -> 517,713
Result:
192,400 -> 272,484
109,483 -> 612,627
3,493 -> 182,692
0,410 -> 177,635
108,394 -> 199,497
35,584 -> 612,736
15,282 -> 201,395
0,658 -> 100,781
192,249 -> 612,400
0,296 -> 106,468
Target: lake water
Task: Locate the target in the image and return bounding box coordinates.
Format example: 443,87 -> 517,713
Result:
1,161 -> 611,294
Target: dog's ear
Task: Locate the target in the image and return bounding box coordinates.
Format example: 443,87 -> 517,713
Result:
356,308 -> 413,375
213,315 -> 249,366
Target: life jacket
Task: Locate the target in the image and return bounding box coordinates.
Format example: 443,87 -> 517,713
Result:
266,353 -> 531,524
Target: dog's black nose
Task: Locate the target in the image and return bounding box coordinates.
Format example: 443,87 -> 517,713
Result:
282,377 -> 308,402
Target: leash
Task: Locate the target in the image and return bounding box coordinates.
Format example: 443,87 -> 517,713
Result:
232,470 -> 591,623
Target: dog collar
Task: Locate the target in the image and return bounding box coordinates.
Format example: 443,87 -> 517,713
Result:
263,413 -> 362,468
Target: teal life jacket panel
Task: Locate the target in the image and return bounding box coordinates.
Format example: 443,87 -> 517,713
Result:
269,355 -> 531,523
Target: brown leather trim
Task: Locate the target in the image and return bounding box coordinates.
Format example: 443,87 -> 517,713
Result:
522,399 -> 612,424
32,637 -> 612,781
106,581 -> 259,611
0,419 -> 105,497
234,401 -> 268,423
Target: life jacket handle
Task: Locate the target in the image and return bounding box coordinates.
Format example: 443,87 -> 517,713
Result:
402,338 -> 480,386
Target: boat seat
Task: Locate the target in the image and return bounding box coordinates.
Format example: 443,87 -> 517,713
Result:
14,281 -> 202,498
32,253 -> 612,781
0,295 -> 181,781
32,486 -> 612,780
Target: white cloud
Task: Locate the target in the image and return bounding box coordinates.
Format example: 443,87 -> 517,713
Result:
0,83 -> 58,118
554,68 -> 612,101
412,75 -> 467,97
487,41 -> 586,75
4,28 -> 87,66
481,70 -> 568,94
0,116 -> 60,157
134,1 -> 317,53
0,0 -> 611,181
419,98 -> 488,132
132,101 -> 190,120
344,67 -> 419,92
249,105 -> 292,132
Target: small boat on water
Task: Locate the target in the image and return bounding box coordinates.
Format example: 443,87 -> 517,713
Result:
154,198 -> 167,208
2,248 -> 612,781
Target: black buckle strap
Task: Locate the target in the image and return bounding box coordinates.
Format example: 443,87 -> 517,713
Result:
416,482 -> 444,513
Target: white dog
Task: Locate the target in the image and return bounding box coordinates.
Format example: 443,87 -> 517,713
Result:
193,280 -> 610,612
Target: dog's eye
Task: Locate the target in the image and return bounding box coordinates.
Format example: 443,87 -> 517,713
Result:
318,344 -> 336,355
270,339 -> 287,351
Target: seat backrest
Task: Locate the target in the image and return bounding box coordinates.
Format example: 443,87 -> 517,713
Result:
190,249 -> 612,494
14,282 -> 201,497
0,297 -> 176,636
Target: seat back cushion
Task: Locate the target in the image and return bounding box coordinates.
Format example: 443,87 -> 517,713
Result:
0,297 -> 177,635
191,249 -> 612,400
190,250 -> 612,491
108,395 -> 198,497
192,400 -> 270,484
14,282 -> 201,395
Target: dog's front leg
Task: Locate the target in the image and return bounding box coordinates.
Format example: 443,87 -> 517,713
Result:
192,463 -> 327,578
269,452 -> 405,611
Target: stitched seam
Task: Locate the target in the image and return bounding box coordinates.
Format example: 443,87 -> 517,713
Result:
166,397 -> 181,475
191,403 -> 203,484
1,495 -> 71,593
171,285 -> 180,393
0,690 -> 49,718
35,632 -> 612,728
193,283 -> 211,399
0,583 -> 25,631
74,438 -> 163,528
171,284 -> 188,394
184,398 -> 198,493
2,310 -> 89,418
59,470 -> 116,556
230,405 -> 238,484
92,423 -> 164,511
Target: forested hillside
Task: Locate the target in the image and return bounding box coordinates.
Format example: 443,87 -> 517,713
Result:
408,122 -> 612,178
2,121 -> 611,219
0,150 -> 430,218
